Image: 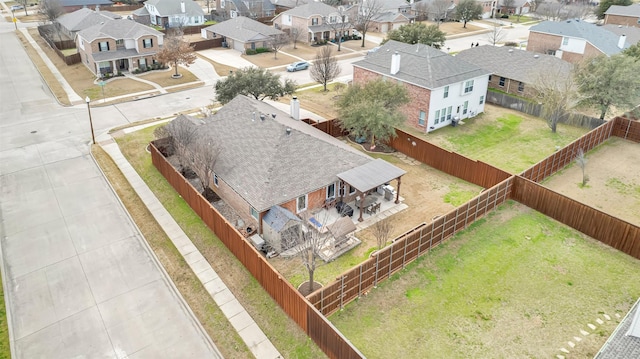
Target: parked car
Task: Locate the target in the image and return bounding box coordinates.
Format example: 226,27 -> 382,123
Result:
10,4 -> 24,11
286,61 -> 309,72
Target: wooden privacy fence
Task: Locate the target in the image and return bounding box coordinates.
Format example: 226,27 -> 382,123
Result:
307,178 -> 514,315
611,116 -> 640,143
149,143 -> 364,359
511,176 -> 640,260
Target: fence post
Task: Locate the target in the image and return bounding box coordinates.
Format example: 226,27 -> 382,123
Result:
358,265 -> 362,298
340,275 -> 345,309
374,254 -> 379,287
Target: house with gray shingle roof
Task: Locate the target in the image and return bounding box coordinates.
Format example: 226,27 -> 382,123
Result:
272,1 -> 356,44
136,0 -> 205,29
201,16 -> 283,53
164,95 -> 405,234
456,45 -> 573,99
59,0 -> 114,13
353,40 -> 491,133
369,0 -> 413,33
526,19 -> 630,64
595,297 -> 640,358
56,7 -> 121,40
604,3 -> 640,28
76,18 -> 164,75
220,0 -> 276,19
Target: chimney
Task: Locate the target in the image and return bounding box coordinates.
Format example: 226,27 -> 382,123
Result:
390,51 -> 400,75
290,96 -> 300,120
181,0 -> 186,13
95,4 -> 100,12
618,34 -> 627,49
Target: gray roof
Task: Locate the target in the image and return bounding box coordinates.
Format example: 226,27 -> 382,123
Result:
92,48 -> 148,61
602,24 -> 640,46
170,96 -> 373,212
60,0 -> 113,6
353,40 -> 491,90
338,158 -> 406,193
144,0 -> 204,17
279,1 -> 337,18
605,3 -> 640,17
132,6 -> 150,16
203,16 -> 283,42
77,18 -> 163,42
373,11 -> 411,23
529,19 -> 630,56
596,298 -> 640,358
57,8 -> 121,33
263,206 -> 300,232
381,0 -> 412,11
455,45 -> 573,85
270,0 -> 308,8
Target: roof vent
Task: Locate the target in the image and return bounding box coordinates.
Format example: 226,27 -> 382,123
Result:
271,113 -> 276,119
534,54 -> 539,59
286,128 -> 291,136
508,49 -> 513,53
252,111 -> 256,121
260,114 -> 265,121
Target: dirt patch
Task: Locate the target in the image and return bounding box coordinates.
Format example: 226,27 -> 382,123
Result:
543,137 -> 640,226
421,21 -> 484,36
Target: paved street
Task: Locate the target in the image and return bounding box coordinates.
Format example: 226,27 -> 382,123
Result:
0,19 -> 222,359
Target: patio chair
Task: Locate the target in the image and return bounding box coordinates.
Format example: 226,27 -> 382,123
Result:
373,202 -> 381,213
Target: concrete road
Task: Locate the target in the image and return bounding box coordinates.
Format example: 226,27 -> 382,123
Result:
0,23 -> 222,359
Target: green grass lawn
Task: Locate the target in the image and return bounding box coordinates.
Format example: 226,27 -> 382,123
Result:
330,201 -> 640,358
115,125 -> 325,358
0,272 -> 9,359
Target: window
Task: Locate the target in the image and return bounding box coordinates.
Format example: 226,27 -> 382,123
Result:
250,207 -> 258,220
99,41 -> 109,52
418,110 -> 426,125
349,185 -> 356,195
488,75 -> 492,81
447,106 -> 452,120
479,95 -> 484,104
463,101 -> 469,115
440,107 -> 446,123
311,17 -> 318,25
518,82 -> 524,92
434,110 -> 440,124
464,80 -> 474,93
499,77 -> 506,87
116,39 -> 123,45
143,38 -> 153,48
562,37 -> 569,46
297,194 -> 307,213
213,174 -> 219,187
326,183 -> 336,199
443,85 -> 449,98
329,15 -> 337,23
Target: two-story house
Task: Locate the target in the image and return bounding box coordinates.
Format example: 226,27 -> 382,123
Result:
604,3 -> 640,28
220,0 -> 276,19
76,19 -> 164,76
353,40 -> 491,133
133,0 -> 205,28
527,19 -> 630,64
56,7 -> 122,40
369,0 -> 414,33
272,1 -> 354,44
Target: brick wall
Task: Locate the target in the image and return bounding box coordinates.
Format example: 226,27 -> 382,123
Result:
209,175 -> 259,230
137,35 -> 160,54
488,75 -> 535,98
604,14 -> 640,28
526,31 -> 562,55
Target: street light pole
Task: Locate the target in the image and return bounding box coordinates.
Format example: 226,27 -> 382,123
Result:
85,96 -> 96,145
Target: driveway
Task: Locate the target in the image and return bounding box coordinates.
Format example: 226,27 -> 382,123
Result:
0,22 -> 222,359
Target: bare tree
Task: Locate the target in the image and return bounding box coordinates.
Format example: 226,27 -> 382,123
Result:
354,0 -> 384,47
413,0 -> 430,21
39,0 -> 64,42
535,1 -> 590,21
15,0 -> 30,16
486,24 -> 506,46
372,217 -> 393,250
310,46 -> 341,91
191,134 -> 222,199
270,33 -> 290,59
165,117 -> 199,175
575,148 -> 588,186
326,6 -> 351,52
530,0 -> 544,12
501,0 -> 515,15
156,28 -> 197,78
532,67 -> 580,133
290,26 -> 306,49
432,0 -> 453,26
287,215 -> 334,295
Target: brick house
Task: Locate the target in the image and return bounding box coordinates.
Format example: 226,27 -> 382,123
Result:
456,45 -> 572,99
526,19 -> 630,64
604,3 -> 640,28
353,40 -> 490,133
201,16 -> 284,52
369,0 -> 413,33
165,95 -> 405,238
56,7 -> 121,40
76,18 -> 164,76
272,1 -> 355,44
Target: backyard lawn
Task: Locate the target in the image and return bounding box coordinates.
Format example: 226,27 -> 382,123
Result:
330,201 -> 640,359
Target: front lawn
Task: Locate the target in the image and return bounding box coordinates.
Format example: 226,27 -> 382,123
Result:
331,201 -> 640,358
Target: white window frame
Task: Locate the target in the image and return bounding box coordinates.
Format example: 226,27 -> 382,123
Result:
440,107 -> 446,123
250,207 -> 258,220
479,95 -> 484,104
464,80 -> 474,94
297,194 -> 308,213
463,101 -> 469,115
434,110 -> 440,124
99,41 -> 109,52
213,173 -> 219,187
446,106 -> 452,120
143,38 -> 153,48
326,183 -> 336,199
418,110 -> 426,125
562,37 -> 569,46
443,85 -> 449,98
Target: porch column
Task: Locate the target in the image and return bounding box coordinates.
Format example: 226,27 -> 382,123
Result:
395,176 -> 402,204
358,192 -> 364,222
339,180 -> 344,203
112,60 -> 117,74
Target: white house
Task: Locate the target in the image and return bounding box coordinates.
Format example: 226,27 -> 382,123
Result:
134,0 -> 205,28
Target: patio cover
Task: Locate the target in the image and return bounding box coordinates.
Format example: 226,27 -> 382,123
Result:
337,158 -> 406,193
327,216 -> 356,240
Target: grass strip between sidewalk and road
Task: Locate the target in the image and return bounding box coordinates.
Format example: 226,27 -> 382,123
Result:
0,272 -> 10,359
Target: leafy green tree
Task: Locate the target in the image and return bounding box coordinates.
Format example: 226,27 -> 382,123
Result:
455,0 -> 483,28
623,43 -> 640,60
596,0 -> 632,19
382,23 -> 446,49
574,54 -> 640,120
337,79 -> 409,149
214,67 -> 296,104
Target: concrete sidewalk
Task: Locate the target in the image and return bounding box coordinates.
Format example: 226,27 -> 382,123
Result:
99,137 -> 283,359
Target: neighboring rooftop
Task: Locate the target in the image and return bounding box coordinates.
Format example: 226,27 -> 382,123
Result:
277,1 -> 337,18
602,24 -> 640,46
455,45 -> 573,85
596,298 -> 640,358
144,0 -> 204,17
203,16 -> 283,42
59,0 -> 113,6
529,19 -> 630,55
57,7 -> 121,32
353,40 -> 491,89
77,18 -> 163,41
605,3 -> 640,17
263,206 -> 301,232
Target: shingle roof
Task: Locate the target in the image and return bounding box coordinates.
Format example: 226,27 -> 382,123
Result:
60,0 -> 113,6
132,6 -> 150,16
455,45 -> 573,85
529,19 -> 629,56
263,206 -> 300,232
595,298 -> 640,358
171,96 -> 373,212
144,0 -> 204,17
279,1 -> 337,18
353,40 -> 491,90
381,0 -> 412,11
77,18 -> 163,42
602,24 -> 640,46
203,16 -> 283,42
373,11 -> 410,23
605,3 -> 640,17
270,0 -> 308,8
57,8 -> 121,32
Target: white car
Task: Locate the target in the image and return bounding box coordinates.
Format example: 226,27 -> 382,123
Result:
10,4 -> 24,11
286,61 -> 309,72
